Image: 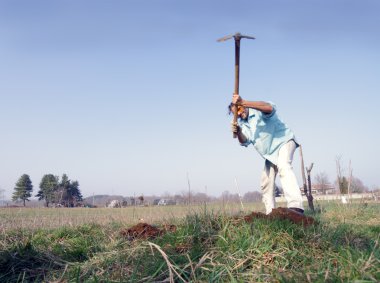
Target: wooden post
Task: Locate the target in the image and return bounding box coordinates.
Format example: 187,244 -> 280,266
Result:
348,160 -> 353,203
299,145 -> 308,196
299,145 -> 315,212
306,163 -> 315,212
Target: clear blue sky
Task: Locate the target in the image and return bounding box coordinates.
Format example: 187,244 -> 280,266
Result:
1,0 -> 379,200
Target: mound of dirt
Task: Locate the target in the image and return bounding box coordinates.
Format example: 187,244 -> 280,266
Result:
242,207 -> 315,227
122,208 -> 313,241
270,207 -> 315,226
120,222 -> 177,240
242,211 -> 267,222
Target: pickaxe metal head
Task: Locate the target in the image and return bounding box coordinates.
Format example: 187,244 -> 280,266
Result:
217,32 -> 255,42
217,32 -> 255,95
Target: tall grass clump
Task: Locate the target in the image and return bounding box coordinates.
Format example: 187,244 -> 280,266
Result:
0,223 -> 107,282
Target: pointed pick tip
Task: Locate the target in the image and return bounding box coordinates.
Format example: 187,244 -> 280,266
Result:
217,34 -> 234,42
241,35 -> 256,40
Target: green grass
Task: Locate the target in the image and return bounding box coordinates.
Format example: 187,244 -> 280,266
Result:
0,201 -> 379,282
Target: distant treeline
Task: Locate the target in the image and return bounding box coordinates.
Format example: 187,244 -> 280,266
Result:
11,173 -> 82,207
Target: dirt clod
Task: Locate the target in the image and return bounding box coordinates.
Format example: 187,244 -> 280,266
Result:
242,207 -> 315,227
242,211 -> 267,222
120,222 -> 177,240
120,223 -> 162,240
271,207 -> 315,226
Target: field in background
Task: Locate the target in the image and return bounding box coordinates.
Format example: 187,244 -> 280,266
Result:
0,202 -> 265,231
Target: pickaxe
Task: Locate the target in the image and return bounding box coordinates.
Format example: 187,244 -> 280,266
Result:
217,32 -> 255,138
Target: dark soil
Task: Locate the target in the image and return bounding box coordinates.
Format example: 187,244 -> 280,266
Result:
120,222 -> 177,240
242,207 -> 315,227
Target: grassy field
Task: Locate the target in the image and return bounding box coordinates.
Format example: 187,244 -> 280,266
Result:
0,201 -> 379,282
0,202 -> 264,231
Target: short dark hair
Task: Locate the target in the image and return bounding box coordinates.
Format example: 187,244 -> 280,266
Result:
228,102 -> 234,115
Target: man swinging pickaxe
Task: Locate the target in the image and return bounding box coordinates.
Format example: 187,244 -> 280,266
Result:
218,33 -> 306,216
217,32 -> 255,138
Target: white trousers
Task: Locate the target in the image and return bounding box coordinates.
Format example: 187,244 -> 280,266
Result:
260,140 -> 304,214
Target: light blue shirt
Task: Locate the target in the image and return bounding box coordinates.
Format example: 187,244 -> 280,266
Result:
238,102 -> 298,165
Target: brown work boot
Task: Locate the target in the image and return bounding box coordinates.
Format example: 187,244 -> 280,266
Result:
289,207 -> 304,214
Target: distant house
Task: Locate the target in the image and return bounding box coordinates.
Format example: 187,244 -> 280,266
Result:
107,199 -> 121,208
301,184 -> 336,195
157,199 -> 176,206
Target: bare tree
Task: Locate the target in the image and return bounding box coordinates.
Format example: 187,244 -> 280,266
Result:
336,155 -> 342,193
181,190 -> 193,205
161,191 -> 172,199
174,194 -> 186,205
347,160 -> 352,197
220,190 -> 240,203
350,176 -> 369,193
314,172 -> 330,194
192,192 -> 209,204
221,190 -> 229,206
243,191 -> 261,202
187,172 -> 191,205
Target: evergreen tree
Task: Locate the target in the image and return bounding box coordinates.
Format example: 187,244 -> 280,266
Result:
12,174 -> 33,206
339,176 -> 349,194
36,174 -> 58,207
68,180 -> 83,206
57,174 -> 83,207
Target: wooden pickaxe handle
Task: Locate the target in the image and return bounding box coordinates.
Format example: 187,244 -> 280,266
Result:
233,38 -> 241,138
217,32 -> 255,139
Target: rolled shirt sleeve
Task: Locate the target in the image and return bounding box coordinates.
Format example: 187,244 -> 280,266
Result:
234,102 -> 297,165
239,122 -> 253,147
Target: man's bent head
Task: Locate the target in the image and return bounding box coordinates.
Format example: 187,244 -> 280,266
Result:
228,103 -> 248,120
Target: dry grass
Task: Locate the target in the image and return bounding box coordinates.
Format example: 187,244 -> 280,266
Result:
0,202 -> 265,231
